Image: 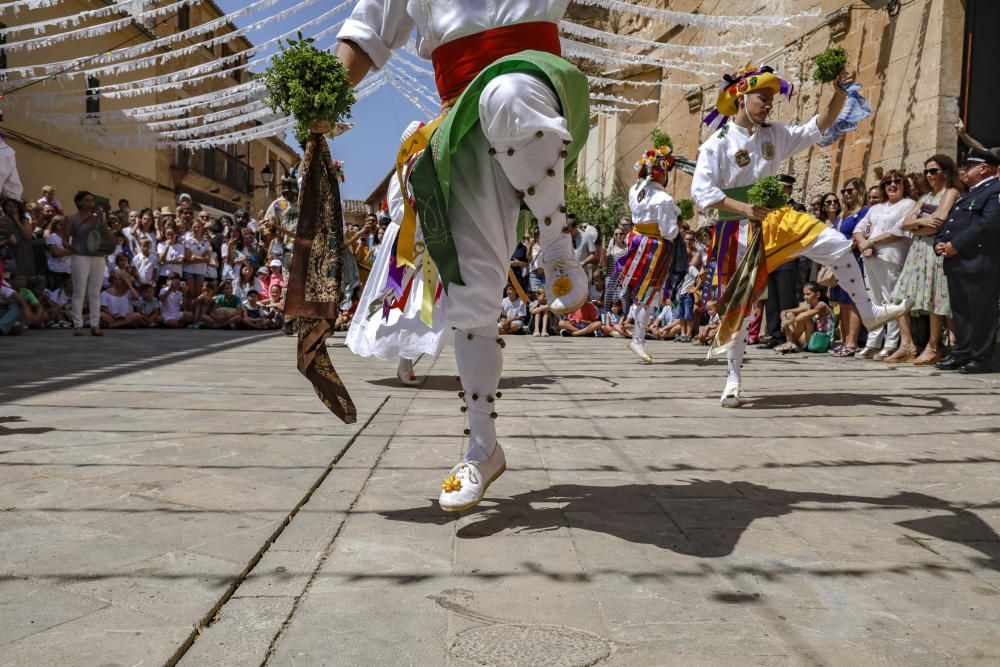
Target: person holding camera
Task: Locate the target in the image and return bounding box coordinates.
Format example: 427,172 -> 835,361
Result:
68,190 -> 112,336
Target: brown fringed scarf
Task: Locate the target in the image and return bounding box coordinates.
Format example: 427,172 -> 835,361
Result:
284,133 -> 357,424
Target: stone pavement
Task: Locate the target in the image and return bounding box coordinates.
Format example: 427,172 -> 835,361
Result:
2,329 -> 1000,665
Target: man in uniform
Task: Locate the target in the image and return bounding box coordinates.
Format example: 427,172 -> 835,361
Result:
935,147 -> 1000,374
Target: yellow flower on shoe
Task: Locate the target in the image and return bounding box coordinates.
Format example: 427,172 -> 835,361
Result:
551,276 -> 572,298
441,475 -> 462,493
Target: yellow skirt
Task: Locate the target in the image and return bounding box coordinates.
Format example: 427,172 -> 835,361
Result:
762,207 -> 828,272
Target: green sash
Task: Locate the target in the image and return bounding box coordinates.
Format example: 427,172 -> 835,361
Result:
409,50 -> 590,289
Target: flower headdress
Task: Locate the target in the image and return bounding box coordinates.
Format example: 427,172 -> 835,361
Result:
702,64 -> 793,131
634,144 -> 676,174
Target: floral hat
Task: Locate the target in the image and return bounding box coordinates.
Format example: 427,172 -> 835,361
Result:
634,144 -> 676,173
703,64 -> 793,130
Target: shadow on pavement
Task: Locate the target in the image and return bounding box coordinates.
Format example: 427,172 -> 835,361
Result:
0,330 -> 280,403
380,480 -> 1000,569
746,392 -> 958,415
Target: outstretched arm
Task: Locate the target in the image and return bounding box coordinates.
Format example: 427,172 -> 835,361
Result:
816,71 -> 855,134
336,40 -> 374,87
955,119 -> 985,150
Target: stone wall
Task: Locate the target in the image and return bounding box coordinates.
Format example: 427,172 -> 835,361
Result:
579,0 -> 964,210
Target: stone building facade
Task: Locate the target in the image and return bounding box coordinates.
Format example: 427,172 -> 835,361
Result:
576,0 -> 983,216
1,0 -> 297,216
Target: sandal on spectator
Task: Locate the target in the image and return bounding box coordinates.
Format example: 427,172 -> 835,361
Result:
912,346 -> 940,366
90,327 -> 103,336
73,328 -> 85,336
874,347 -> 896,361
885,345 -> 917,363
829,345 -> 857,358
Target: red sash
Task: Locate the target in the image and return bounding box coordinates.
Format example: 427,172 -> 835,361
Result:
430,22 -> 561,102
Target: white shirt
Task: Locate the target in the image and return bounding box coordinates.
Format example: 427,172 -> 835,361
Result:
857,198 -> 914,267
654,305 -> 675,325
184,238 -> 211,276
500,296 -> 526,320
100,290 -> 133,318
158,241 -> 185,277
45,234 -> 71,273
573,224 -> 598,263
691,117 -> 823,210
629,181 -> 680,240
338,1 -> 570,68
159,287 -> 185,319
132,252 -> 158,285
45,287 -> 70,307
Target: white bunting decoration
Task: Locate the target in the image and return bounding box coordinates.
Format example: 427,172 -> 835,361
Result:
560,21 -> 754,59
569,0 -> 820,29
590,92 -> 657,107
0,0 -> 820,148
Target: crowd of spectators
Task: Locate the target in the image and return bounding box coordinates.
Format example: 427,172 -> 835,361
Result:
0,184 -> 296,336
493,142 -> 1000,372
3,137 -> 998,375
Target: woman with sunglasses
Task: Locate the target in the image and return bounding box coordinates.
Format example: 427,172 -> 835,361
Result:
827,178 -> 869,357
603,223 -> 630,316
819,192 -> 841,224
891,155 -> 963,365
853,170 -> 915,360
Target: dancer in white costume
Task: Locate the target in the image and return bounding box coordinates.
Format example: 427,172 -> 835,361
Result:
345,122 -> 453,386
618,144 -> 681,364
336,1 -> 590,511
691,64 -> 910,408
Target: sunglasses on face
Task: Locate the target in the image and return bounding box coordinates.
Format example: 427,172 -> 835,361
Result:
840,188 -> 856,195
923,168 -> 941,176
882,178 -> 903,186
824,200 -> 839,206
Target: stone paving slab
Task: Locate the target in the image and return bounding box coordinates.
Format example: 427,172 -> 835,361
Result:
3,329 -> 1000,665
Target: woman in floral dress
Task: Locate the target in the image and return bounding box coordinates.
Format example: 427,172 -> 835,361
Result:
891,154 -> 963,365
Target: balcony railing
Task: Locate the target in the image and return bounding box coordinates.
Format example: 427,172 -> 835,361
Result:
174,147 -> 251,195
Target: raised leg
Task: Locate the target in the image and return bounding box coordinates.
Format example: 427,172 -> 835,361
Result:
482,74 -> 587,315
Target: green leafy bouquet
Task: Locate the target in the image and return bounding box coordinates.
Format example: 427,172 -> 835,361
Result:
650,128 -> 673,150
260,33 -> 356,140
812,46 -> 848,84
677,198 -> 695,221
747,176 -> 788,209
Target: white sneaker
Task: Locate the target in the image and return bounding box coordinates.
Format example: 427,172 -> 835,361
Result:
438,445 -> 506,513
862,299 -> 913,331
628,339 -> 652,364
544,258 -> 588,315
720,380 -> 743,408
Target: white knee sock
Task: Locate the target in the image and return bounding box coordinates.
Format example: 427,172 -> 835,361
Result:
397,356 -> 413,376
726,317 -> 753,387
453,324 -> 503,463
633,305 -> 649,345
830,253 -> 879,321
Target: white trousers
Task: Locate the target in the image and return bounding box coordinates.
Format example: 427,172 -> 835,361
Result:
862,257 -> 902,349
0,142 -> 24,200
443,73 -> 572,329
71,255 -> 105,328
